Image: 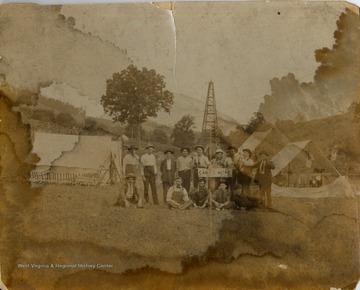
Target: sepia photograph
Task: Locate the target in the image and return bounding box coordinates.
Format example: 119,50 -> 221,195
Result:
1,1 -> 360,289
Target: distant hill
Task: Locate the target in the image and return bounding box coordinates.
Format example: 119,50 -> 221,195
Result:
150,92 -> 240,134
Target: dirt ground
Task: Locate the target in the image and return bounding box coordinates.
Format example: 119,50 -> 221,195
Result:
5,183 -> 360,289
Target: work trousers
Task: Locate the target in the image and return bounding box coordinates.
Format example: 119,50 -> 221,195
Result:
143,174 -> 158,205
178,170 -> 191,193
259,182 -> 272,207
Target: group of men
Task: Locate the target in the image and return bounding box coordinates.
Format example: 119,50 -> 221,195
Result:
116,143 -> 275,210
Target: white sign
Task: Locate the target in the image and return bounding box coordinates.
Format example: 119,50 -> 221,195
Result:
198,168 -> 232,178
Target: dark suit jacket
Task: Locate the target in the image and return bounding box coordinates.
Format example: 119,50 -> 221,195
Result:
160,158 -> 177,183
254,159 -> 275,185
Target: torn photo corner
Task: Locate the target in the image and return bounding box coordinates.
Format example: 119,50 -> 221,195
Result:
1,1 -> 360,289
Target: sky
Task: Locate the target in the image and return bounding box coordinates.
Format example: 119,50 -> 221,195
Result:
59,2 -> 346,123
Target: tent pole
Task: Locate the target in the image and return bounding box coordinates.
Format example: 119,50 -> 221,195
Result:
312,142 -> 342,176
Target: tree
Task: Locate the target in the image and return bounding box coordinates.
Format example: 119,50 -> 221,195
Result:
125,123 -> 147,141
153,128 -> 168,144
243,112 -> 267,134
171,115 -> 195,148
101,64 -> 174,146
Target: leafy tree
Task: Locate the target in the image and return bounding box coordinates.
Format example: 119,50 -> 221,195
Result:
153,128 -> 168,144
243,112 -> 267,134
171,114 -> 195,148
101,64 -> 174,146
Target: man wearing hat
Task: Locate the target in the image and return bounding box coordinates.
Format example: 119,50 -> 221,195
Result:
209,148 -> 231,191
166,177 -> 193,210
160,148 -> 177,204
114,173 -> 142,208
176,147 -> 193,193
122,144 -> 140,176
212,180 -> 233,210
189,178 -> 211,208
254,151 -> 275,207
140,143 -> 159,205
193,145 -> 210,188
238,148 -> 255,196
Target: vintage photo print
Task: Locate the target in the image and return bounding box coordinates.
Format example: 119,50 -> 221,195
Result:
0,1 -> 360,289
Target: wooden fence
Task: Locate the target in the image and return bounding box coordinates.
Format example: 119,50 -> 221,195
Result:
30,170 -> 102,186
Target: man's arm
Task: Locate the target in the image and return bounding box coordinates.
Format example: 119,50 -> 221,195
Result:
153,155 -> 157,175
182,188 -> 189,202
201,189 -> 211,208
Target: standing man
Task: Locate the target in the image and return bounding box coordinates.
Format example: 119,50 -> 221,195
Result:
122,144 -> 143,206
176,147 -> 193,193
227,146 -> 241,190
210,148 -> 230,191
193,145 -> 210,188
254,151 -> 275,207
160,148 -> 177,204
238,148 -> 255,196
122,144 -> 140,176
140,143 -> 159,205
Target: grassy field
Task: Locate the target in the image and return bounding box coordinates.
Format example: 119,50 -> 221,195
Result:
7,183 -> 360,289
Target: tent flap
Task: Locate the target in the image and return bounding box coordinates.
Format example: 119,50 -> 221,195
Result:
272,176 -> 354,198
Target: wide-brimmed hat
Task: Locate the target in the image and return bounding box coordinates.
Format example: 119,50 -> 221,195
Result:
181,147 -> 190,152
146,143 -> 155,149
195,145 -> 205,151
215,149 -> 224,154
174,176 -> 182,181
127,144 -> 138,150
243,148 -> 252,157
125,173 -> 136,180
259,150 -> 269,156
164,148 -> 174,154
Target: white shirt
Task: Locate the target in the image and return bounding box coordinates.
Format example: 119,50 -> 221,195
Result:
193,155 -> 210,168
166,159 -> 172,170
140,153 -> 157,174
122,154 -> 140,173
177,156 -> 193,171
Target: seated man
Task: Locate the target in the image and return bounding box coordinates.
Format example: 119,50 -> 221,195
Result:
166,177 -> 193,210
232,184 -> 261,211
189,178 -> 210,208
114,173 -> 142,208
212,181 -> 234,210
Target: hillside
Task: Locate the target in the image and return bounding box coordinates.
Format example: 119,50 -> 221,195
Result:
153,92 -> 240,134
276,113 -> 359,155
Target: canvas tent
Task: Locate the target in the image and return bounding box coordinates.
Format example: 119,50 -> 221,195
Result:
270,140 -> 354,197
238,127 -> 290,157
31,132 -> 122,185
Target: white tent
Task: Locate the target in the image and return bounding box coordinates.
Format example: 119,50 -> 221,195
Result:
238,127 -> 290,156
31,133 -> 122,185
270,140 -> 354,197
272,176 -> 353,198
